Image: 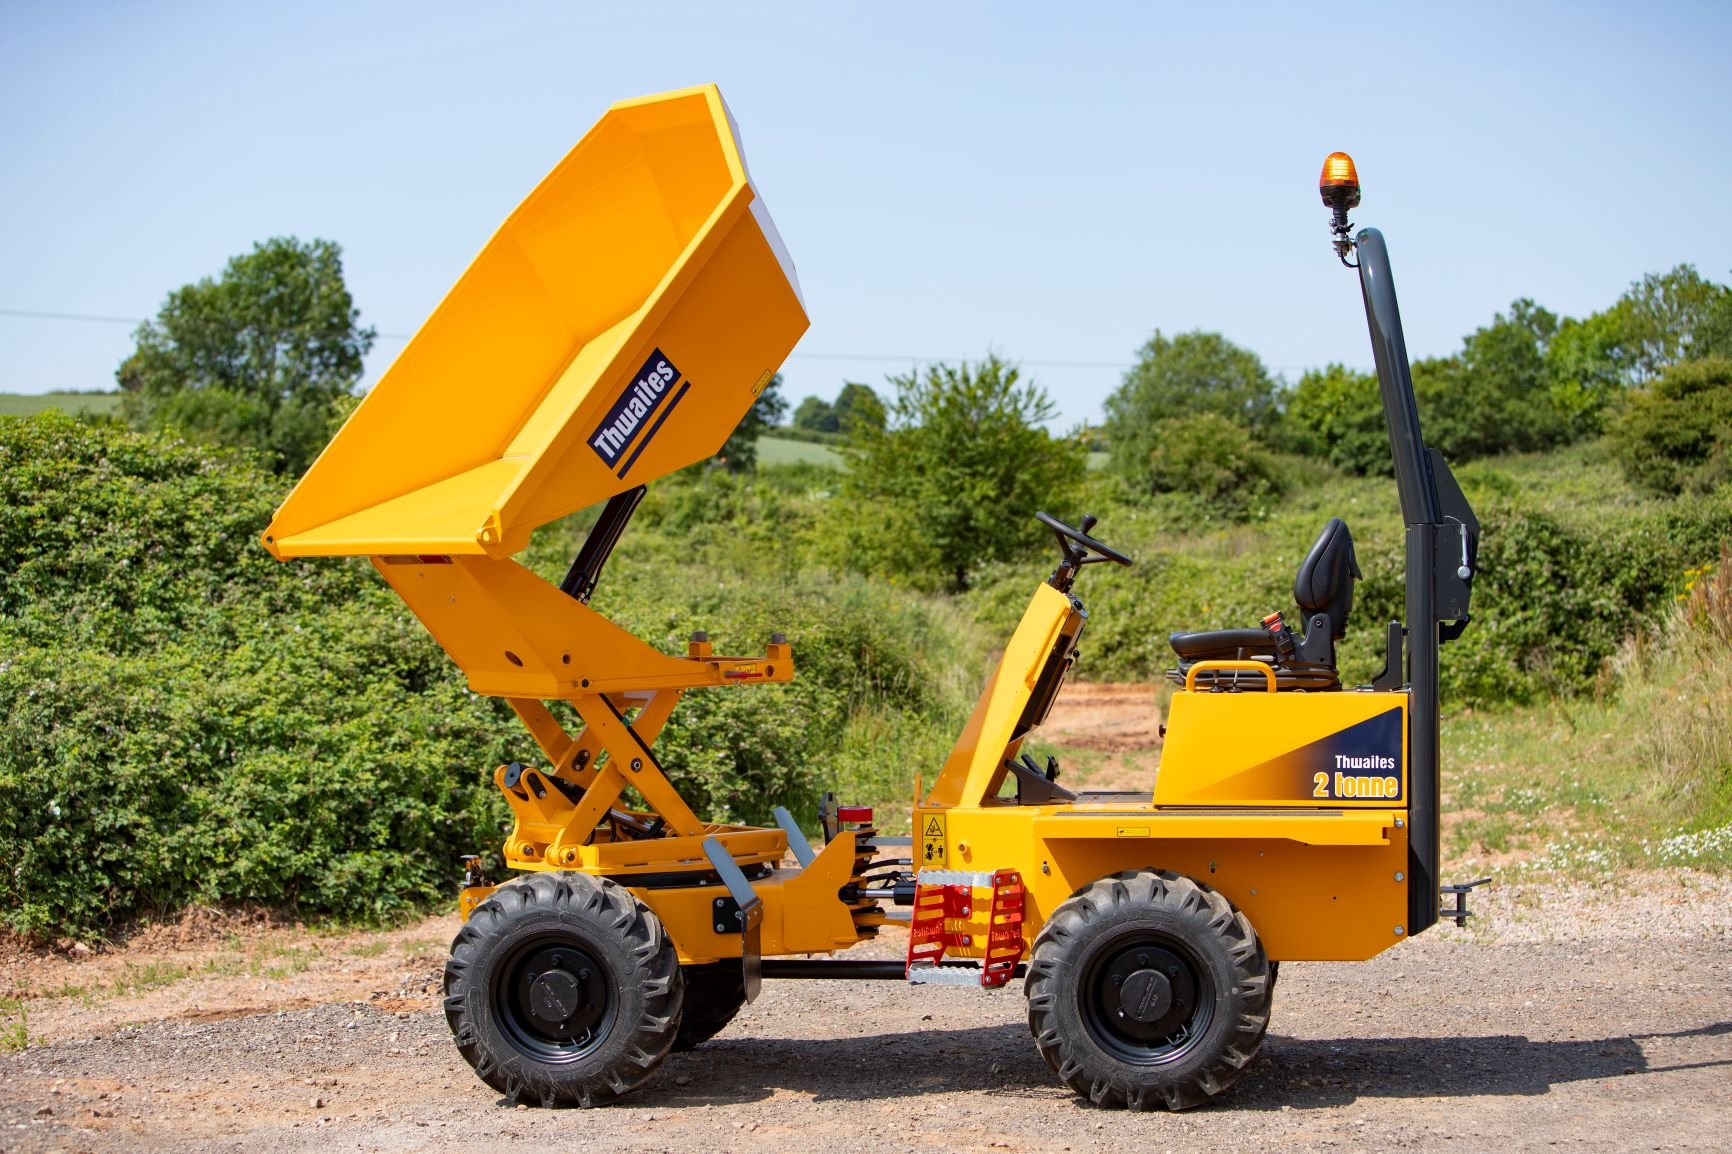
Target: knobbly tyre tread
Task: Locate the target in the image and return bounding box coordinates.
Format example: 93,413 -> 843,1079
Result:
1024,869 -> 1272,1111
443,871 -> 683,1107
671,961 -> 748,1051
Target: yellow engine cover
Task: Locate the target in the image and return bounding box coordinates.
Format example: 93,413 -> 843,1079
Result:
1156,690 -> 1409,807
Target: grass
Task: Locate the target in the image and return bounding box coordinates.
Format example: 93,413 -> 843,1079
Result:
110,961 -> 190,996
198,943 -> 318,980
0,391 -> 122,417
757,434 -> 842,469
1442,549 -> 1732,876
755,435 -> 1107,471
0,997 -> 28,1052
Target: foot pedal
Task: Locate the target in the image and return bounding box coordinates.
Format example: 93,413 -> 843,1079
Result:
905,869 -> 1025,988
1439,876 -> 1491,927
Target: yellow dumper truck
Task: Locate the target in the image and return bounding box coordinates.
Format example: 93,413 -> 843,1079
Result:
264,86 -> 1482,1110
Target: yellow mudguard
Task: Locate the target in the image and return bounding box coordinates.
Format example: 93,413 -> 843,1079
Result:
262,84 -> 808,560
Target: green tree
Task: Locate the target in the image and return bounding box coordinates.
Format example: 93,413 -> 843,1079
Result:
833,381 -> 885,433
1617,265 -> 1732,382
1414,299 -> 1570,460
1546,306 -> 1633,436
792,394 -> 838,433
117,237 -> 375,475
1610,357 -> 1732,494
1104,330 -> 1277,492
716,374 -> 787,471
838,356 -> 1085,591
1281,363 -> 1388,475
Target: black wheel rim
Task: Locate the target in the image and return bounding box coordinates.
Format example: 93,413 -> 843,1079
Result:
493,934 -> 615,1064
1079,930 -> 1216,1065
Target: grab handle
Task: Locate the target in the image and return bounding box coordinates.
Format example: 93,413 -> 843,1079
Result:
1184,660 -> 1278,693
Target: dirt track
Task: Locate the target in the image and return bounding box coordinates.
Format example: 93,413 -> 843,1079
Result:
3,872 -> 1729,1154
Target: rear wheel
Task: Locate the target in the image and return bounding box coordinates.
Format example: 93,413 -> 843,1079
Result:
444,872 -> 682,1107
1025,869 -> 1272,1110
671,961 -> 747,1050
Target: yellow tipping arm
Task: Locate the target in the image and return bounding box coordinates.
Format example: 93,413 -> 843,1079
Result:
262,84 -> 808,561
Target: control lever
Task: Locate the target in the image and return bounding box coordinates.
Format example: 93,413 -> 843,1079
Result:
1007,752 -> 1076,805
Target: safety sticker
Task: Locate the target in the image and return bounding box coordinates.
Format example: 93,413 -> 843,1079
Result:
920,812 -> 947,868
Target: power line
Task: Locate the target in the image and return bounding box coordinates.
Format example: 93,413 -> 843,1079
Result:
784,351 -> 1135,370
0,307 -> 146,326
0,306 -> 1321,374
0,306 -> 1132,368
0,308 -> 419,340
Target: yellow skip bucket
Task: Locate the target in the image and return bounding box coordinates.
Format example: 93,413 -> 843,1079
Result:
263,84 -> 808,561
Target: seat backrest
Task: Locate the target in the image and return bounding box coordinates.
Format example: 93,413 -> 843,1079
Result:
1293,517 -> 1361,641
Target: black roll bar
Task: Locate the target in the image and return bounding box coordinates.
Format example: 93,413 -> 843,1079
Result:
1354,227 -> 1442,936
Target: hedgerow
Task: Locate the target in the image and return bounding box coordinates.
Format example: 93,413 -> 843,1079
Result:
0,415 -> 977,938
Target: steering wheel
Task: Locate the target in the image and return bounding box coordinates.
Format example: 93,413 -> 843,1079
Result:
1036,511 -> 1134,568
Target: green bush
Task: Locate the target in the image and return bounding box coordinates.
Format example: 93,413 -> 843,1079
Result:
1610,357 -> 1732,494
1142,412 -> 1286,522
0,413 -> 513,936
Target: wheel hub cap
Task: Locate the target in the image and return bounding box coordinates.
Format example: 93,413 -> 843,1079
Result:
496,941 -> 613,1063
1093,943 -> 1201,1046
1119,968 -> 1173,1023
528,970 -> 583,1024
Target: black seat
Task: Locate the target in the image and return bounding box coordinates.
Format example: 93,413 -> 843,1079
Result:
1166,518 -> 1361,690
1167,628 -> 1274,661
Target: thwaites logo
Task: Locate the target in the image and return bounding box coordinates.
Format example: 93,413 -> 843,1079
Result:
589,348 -> 691,478
1305,708 -> 1404,800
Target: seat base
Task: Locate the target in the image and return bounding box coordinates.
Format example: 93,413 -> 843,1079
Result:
1165,660 -> 1342,692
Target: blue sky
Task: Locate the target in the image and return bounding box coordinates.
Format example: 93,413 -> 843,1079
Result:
4,1 -> 1730,427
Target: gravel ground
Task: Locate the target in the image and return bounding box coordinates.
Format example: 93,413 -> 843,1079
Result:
2,870 -> 1729,1154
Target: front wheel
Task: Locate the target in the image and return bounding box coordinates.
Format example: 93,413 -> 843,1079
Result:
444,872 -> 682,1107
1025,869 -> 1272,1110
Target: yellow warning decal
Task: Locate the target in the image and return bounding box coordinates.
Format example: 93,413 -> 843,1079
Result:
920,811 -> 947,868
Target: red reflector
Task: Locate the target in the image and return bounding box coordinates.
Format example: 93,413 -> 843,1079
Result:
836,805 -> 873,823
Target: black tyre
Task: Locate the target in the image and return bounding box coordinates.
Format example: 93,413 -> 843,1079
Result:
1025,869 -> 1272,1111
444,872 -> 682,1107
671,961 -> 747,1051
